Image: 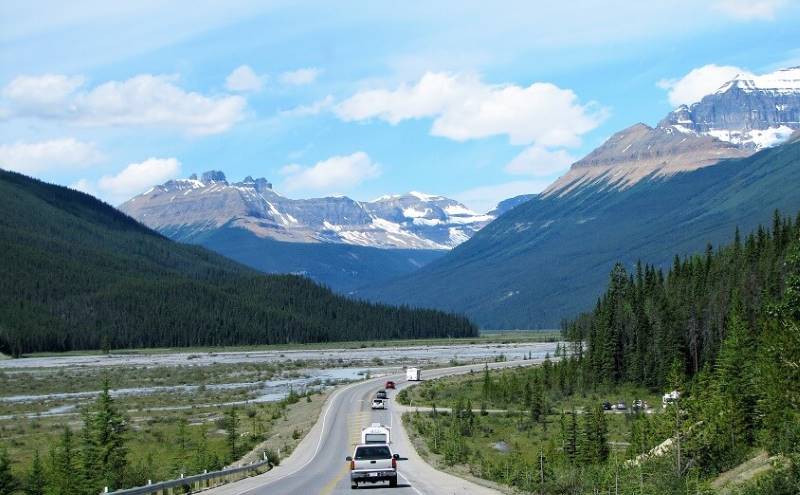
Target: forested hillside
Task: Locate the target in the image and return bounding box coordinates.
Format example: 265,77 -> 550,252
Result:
401,212 -> 799,494
364,137 -> 800,329
563,209 -> 800,487
0,170 -> 476,355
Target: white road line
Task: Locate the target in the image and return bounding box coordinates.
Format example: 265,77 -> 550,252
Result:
398,473 -> 424,495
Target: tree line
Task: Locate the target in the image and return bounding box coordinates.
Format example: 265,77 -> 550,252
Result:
0,169 -> 477,355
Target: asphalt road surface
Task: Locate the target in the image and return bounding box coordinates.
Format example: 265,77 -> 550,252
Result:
206,359 -> 541,495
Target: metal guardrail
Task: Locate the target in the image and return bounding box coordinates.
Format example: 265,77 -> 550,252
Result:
105,458 -> 271,495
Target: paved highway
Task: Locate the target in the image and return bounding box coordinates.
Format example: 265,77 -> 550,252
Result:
206,359 -> 540,495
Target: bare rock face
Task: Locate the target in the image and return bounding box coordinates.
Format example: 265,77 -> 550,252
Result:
120,174 -> 492,250
543,123 -> 749,196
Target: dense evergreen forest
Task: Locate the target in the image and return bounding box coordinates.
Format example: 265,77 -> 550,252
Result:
0,170 -> 477,355
402,211 -> 800,493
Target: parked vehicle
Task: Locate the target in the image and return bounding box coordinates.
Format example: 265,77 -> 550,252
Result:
602,401 -> 612,411
662,390 -> 681,408
616,400 -> 627,410
361,423 -> 391,444
347,444 -> 400,489
632,399 -> 644,410
406,368 -> 421,381
385,380 -> 396,389
371,398 -> 386,410
376,390 -> 388,400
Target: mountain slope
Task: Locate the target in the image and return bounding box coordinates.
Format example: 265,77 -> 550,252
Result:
362,138 -> 800,328
120,172 -> 492,250
0,169 -> 476,355
119,172 -> 490,291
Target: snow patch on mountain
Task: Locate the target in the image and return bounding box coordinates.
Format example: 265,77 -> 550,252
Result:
120,172 -> 494,250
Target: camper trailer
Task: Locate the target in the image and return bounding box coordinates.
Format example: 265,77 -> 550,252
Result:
361,423 -> 392,444
406,368 -> 421,381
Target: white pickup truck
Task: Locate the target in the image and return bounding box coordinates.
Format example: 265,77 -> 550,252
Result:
346,444 -> 399,489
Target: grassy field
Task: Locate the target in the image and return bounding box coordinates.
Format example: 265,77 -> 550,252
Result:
18,330 -> 560,358
398,367 -> 662,413
0,386 -> 329,484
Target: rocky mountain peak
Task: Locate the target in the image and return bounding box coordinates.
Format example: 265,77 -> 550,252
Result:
120,175 -> 493,250
659,67 -> 800,149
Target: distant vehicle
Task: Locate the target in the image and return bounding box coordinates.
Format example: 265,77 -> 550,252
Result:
347,444 -> 400,489
385,380 -> 396,389
376,390 -> 388,400
632,399 -> 644,410
371,399 -> 386,410
662,390 -> 681,408
406,368 -> 421,381
361,423 -> 391,444
616,400 -> 627,410
602,401 -> 612,411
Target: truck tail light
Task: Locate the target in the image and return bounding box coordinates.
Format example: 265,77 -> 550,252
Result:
350,460 -> 355,470
392,458 -> 397,469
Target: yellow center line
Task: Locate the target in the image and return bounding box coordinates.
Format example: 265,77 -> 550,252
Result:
319,408 -> 368,494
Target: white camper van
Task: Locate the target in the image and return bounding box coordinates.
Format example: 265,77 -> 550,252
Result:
361,423 -> 391,444
406,367 -> 421,381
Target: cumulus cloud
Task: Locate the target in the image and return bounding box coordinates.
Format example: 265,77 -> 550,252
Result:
455,180 -> 553,214
504,145 -> 575,177
0,138 -> 104,174
74,157 -> 181,205
279,68 -> 321,86
279,151 -> 379,193
225,65 -> 264,92
712,0 -> 786,20
280,95 -> 335,117
2,74 -> 85,108
657,64 -> 752,107
2,74 -> 246,135
334,72 -> 606,147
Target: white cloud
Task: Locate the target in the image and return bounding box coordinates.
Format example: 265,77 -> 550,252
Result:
279,68 -> 321,86
2,74 -> 85,108
280,95 -> 335,117
2,74 -> 246,135
658,64 -> 752,107
454,180 -> 552,214
225,65 -> 264,92
279,151 -> 380,193
335,72 -> 605,147
0,138 -> 104,175
74,157 -> 181,205
712,0 -> 786,20
504,145 -> 575,177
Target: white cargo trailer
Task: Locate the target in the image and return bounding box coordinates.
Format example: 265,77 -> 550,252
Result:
406,367 -> 421,381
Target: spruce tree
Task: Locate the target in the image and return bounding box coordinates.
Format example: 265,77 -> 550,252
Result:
225,407 -> 240,462
50,427 -> 80,495
0,449 -> 16,495
25,450 -> 45,495
86,378 -> 128,491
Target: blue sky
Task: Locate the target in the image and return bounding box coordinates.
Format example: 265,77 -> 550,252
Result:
1,0 -> 799,211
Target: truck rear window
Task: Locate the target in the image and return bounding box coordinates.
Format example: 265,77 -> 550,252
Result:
354,446 -> 391,460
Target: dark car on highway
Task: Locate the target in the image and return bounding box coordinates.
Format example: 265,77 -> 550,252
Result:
376,390 -> 387,400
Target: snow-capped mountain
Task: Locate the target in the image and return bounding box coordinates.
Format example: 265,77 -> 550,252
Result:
659,67 -> 800,149
120,171 -> 492,250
